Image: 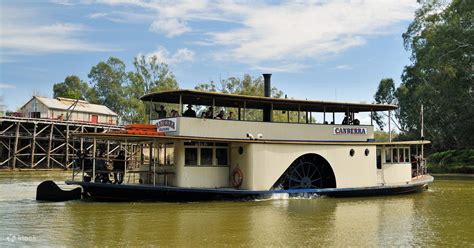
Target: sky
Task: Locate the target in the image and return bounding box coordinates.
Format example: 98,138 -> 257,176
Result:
0,0 -> 419,118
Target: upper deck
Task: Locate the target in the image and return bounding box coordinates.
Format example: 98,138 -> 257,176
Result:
156,117 -> 374,142
141,89 -> 397,142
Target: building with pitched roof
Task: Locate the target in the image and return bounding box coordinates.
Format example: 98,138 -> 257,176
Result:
19,96 -> 118,124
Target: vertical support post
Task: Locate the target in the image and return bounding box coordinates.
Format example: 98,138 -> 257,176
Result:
421,104 -> 424,174
154,141 -> 157,186
238,107 -> 241,121
243,101 -> 246,121
80,126 -> 84,154
179,94 -> 183,116
12,121 -> 20,169
47,124 -> 54,168
297,105 -> 301,123
323,107 -> 326,123
106,140 -> 110,168
310,112 -> 312,124
124,139 -> 128,184
371,110 -> 373,126
270,102 -> 274,122
212,98 -> 215,118
332,112 -> 335,124
148,101 -> 152,124
65,124 -> 69,168
388,110 -> 392,142
31,123 -> 37,167
287,110 -> 290,123
92,138 -> 96,181
148,142 -> 153,184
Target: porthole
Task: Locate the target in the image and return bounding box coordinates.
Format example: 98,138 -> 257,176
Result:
350,149 -> 355,157
238,146 -> 244,155
365,149 -> 370,156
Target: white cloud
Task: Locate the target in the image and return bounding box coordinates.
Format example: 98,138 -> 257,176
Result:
150,18 -> 191,37
0,83 -> 16,89
88,12 -> 108,19
0,6 -> 116,55
335,65 -> 354,70
252,63 -> 309,73
53,0 -> 419,69
143,47 -> 195,65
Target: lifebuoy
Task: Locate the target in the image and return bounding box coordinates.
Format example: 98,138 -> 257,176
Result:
231,168 -> 243,188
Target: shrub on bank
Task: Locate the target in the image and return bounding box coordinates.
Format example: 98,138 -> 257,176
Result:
428,149 -> 474,174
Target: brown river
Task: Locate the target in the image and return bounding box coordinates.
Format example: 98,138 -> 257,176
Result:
0,172 -> 473,247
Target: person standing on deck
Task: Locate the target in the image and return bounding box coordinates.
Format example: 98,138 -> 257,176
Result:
183,104 -> 197,117
154,105 -> 167,119
113,150 -> 125,184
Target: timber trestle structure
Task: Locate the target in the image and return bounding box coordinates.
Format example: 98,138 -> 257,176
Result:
0,116 -> 125,170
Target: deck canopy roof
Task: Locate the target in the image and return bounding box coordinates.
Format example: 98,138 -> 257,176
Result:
140,90 -> 397,113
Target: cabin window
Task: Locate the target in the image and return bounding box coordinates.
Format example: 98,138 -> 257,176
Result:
184,142 -> 229,167
384,147 -> 410,164
200,148 -> 213,165
185,148 -> 198,165
393,148 -> 399,163
216,148 -> 228,166
165,143 -> 174,165
385,148 -> 392,163
405,148 -> 410,163
376,148 -> 382,169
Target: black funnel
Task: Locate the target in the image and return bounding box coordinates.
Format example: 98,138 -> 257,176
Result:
263,74 -> 272,122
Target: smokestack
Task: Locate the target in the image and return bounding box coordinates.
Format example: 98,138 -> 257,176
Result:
263,73 -> 272,122
263,73 -> 272,97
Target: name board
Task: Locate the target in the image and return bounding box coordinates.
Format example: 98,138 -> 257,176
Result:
333,127 -> 368,135
156,118 -> 177,132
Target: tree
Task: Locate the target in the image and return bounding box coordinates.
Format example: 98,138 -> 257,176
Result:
384,0 -> 473,150
88,57 -> 128,118
53,75 -> 94,101
125,55 -> 179,123
372,78 -> 402,131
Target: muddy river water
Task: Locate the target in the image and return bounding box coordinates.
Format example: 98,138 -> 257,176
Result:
0,172 -> 472,247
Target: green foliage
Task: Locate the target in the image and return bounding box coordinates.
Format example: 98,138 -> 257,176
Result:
53,75 -> 94,101
429,149 -> 474,165
125,55 -> 179,123
372,78 -> 399,131
427,148 -> 474,174
374,131 -> 398,142
374,0 -> 473,151
88,57 -> 128,117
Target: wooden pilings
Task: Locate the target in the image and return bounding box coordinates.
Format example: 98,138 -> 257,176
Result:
0,116 -> 122,169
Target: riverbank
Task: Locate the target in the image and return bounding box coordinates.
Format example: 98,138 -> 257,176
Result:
427,148 -> 474,175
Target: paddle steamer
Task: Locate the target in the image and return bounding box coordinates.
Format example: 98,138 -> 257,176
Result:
62,74 -> 432,201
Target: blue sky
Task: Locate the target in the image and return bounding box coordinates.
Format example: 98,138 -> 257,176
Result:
0,0 -> 418,115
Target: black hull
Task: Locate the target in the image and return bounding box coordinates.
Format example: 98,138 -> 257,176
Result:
66,175 -> 433,202
79,183 -> 271,202
324,183 -> 429,197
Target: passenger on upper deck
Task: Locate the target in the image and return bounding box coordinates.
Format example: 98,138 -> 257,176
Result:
227,111 -> 235,120
170,110 -> 180,117
215,110 -> 225,120
342,113 -> 351,125
203,107 -> 214,119
183,104 -> 196,117
154,105 -> 167,119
